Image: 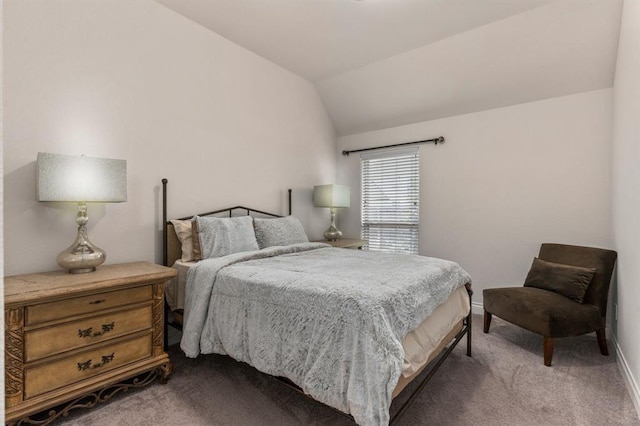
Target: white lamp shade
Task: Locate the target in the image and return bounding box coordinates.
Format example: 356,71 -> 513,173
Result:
313,184 -> 350,208
37,152 -> 127,203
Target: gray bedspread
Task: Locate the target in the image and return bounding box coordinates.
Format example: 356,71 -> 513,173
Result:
181,243 -> 471,426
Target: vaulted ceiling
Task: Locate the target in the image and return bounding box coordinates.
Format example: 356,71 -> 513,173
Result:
155,0 -> 623,136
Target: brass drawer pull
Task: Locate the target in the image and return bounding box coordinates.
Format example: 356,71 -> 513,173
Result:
78,322 -> 115,338
77,352 -> 115,371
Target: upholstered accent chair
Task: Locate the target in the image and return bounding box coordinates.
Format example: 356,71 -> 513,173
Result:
483,243 -> 617,366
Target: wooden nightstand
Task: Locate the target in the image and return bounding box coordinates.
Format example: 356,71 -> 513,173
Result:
314,238 -> 367,249
4,262 -> 177,425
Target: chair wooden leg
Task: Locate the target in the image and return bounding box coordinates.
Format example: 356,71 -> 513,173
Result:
543,337 -> 554,367
483,310 -> 492,333
596,327 -> 609,356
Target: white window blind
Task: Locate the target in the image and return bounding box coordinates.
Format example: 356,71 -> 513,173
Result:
361,147 -> 419,254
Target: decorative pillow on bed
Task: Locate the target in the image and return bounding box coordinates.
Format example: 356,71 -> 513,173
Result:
195,215 -> 259,258
170,219 -> 196,262
253,216 -> 309,249
523,257 -> 595,303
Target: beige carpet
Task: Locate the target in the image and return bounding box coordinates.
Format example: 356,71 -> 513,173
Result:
52,315 -> 639,425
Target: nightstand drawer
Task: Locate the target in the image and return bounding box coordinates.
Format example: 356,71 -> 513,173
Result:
26,286 -> 152,325
24,305 -> 153,362
24,332 -> 153,399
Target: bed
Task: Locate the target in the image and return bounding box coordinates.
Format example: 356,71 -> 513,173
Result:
161,179 -> 472,426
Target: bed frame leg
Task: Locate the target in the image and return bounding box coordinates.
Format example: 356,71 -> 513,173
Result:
466,310 -> 472,357
465,283 -> 473,357
390,288 -> 472,425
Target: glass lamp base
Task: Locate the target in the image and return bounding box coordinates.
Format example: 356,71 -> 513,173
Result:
323,207 -> 343,241
323,225 -> 343,242
58,203 -> 106,274
57,239 -> 106,274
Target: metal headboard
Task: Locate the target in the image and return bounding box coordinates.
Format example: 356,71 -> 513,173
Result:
161,178 -> 292,266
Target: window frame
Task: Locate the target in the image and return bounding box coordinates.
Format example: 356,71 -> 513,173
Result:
360,147 -> 420,254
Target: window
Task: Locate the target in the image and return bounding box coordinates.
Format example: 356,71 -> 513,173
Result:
361,147 -> 419,254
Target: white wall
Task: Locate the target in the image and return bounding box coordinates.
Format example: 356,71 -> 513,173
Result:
337,89 -> 613,309
612,0 -> 640,413
3,0 -> 336,276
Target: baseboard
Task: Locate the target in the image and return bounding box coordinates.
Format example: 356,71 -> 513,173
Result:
471,300 -> 484,316
610,330 -> 640,418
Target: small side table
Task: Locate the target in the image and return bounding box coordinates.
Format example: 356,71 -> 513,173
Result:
314,238 -> 367,249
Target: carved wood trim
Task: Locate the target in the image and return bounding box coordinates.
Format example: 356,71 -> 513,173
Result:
159,360 -> 173,384
6,367 -> 167,426
5,307 -> 25,408
152,282 -> 164,356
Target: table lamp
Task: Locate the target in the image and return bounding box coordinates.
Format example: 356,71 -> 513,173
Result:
313,184 -> 350,241
37,152 -> 127,273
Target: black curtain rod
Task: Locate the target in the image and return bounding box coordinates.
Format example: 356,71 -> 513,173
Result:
341,136 -> 444,156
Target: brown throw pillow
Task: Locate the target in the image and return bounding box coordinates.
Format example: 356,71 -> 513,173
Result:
524,258 -> 595,303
